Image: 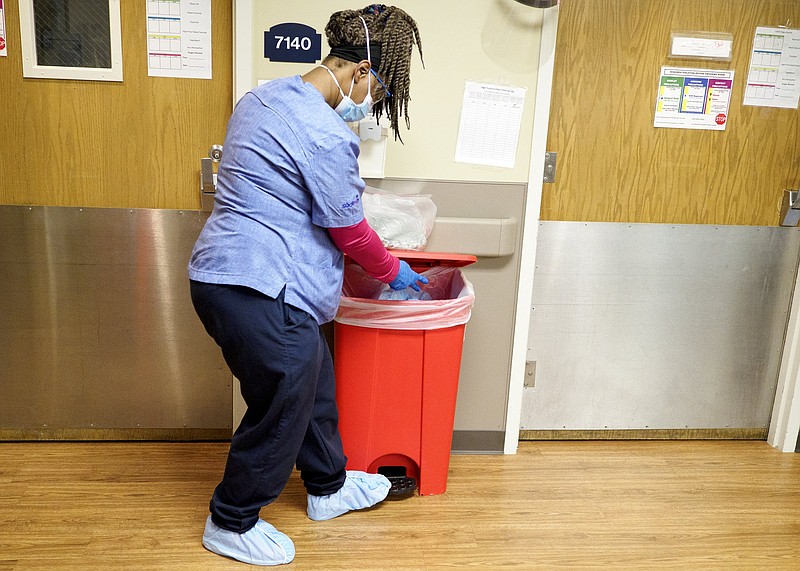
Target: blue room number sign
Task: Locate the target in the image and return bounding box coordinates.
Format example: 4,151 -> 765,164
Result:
264,23 -> 322,63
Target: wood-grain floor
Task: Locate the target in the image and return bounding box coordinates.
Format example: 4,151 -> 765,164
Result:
1,440 -> 798,570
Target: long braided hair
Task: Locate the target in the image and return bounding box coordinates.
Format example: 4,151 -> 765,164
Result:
324,4 -> 424,141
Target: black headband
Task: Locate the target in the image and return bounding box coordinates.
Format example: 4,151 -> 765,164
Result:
328,44 -> 382,70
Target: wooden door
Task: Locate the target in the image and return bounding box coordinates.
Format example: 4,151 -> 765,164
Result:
543,0 -> 800,226
0,0 -> 232,209
521,0 -> 800,439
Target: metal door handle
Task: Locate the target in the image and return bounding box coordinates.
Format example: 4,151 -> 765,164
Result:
780,189 -> 800,227
200,145 -> 223,212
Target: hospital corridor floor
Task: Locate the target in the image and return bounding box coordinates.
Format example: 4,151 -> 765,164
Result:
1,440 -> 799,570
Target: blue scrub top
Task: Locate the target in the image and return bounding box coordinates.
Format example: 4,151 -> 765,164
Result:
188,76 -> 366,324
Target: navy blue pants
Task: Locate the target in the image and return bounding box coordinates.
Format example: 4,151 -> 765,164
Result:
190,281 -> 347,533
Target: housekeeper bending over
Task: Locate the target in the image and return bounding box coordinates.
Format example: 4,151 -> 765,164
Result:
188,4 -> 425,566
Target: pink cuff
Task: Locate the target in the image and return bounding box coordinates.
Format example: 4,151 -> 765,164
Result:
328,218 -> 400,283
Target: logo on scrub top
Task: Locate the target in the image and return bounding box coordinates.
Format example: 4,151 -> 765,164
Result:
342,195 -> 360,209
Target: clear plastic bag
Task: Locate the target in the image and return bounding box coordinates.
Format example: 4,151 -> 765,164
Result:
362,189 -> 437,251
336,263 -> 475,331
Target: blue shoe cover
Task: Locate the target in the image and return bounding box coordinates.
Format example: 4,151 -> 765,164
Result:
307,470 -> 391,521
202,515 -> 295,566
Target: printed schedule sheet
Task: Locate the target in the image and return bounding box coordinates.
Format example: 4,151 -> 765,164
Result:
454,82 -> 526,169
744,26 -> 800,109
147,0 -> 212,79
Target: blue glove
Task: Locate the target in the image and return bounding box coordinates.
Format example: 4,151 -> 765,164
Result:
389,260 -> 429,292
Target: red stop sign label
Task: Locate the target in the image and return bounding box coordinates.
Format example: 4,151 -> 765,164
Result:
715,113 -> 727,125
0,37 -> 6,52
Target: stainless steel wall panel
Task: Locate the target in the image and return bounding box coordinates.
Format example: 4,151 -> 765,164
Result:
522,222 -> 800,431
0,206 -> 231,433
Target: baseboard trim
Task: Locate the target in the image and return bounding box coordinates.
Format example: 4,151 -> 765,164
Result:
519,428 -> 768,440
451,430 -> 505,453
0,428 -> 231,441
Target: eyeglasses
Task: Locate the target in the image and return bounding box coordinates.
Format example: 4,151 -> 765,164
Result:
370,69 -> 392,102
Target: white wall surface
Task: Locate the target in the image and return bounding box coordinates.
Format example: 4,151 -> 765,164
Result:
249,0 -> 543,183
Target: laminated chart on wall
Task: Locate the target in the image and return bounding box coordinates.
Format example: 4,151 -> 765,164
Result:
743,27 -> 800,109
146,0 -> 212,79
654,67 -> 734,130
0,0 -> 7,57
455,82 -> 526,169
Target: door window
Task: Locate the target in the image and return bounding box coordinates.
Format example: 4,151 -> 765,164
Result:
19,0 -> 122,81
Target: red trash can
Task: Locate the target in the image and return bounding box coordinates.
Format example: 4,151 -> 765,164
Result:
334,251 -> 476,495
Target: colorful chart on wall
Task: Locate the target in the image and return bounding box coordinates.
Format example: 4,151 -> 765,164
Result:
654,67 -> 734,130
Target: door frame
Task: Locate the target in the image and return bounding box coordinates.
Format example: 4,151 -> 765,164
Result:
229,3 -> 800,454
232,0 -> 560,452
769,268 -> 800,452
233,0 -> 253,104
503,6 -> 559,454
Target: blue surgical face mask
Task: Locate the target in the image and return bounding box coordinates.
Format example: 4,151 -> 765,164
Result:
321,66 -> 373,123
321,16 -> 375,123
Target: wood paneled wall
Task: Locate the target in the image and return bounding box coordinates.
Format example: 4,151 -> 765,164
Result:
543,0 -> 800,225
0,0 -> 232,210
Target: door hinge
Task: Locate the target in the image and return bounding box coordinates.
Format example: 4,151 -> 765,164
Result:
524,360 -> 537,388
543,152 -> 557,183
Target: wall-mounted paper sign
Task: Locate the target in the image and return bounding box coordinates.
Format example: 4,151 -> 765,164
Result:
455,82 -> 527,169
669,31 -> 733,62
654,67 -> 734,130
0,0 -> 7,57
264,23 -> 321,64
147,0 -> 212,79
743,26 -> 800,109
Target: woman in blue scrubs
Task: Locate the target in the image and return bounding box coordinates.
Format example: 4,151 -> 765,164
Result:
188,4 -> 425,566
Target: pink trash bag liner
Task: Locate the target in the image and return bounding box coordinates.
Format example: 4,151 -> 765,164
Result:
335,262 -> 475,331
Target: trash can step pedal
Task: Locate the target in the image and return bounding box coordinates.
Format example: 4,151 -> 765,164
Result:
386,476 -> 416,499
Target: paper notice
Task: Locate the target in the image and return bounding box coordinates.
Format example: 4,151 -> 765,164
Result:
743,27 -> 800,109
147,0 -> 212,79
0,0 -> 7,57
654,67 -> 734,130
455,82 -> 526,169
